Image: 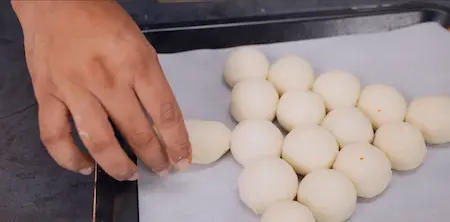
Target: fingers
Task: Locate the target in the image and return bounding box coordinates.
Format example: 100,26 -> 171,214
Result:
92,85 -> 171,176
38,95 -> 94,175
63,86 -> 137,181
133,53 -> 192,170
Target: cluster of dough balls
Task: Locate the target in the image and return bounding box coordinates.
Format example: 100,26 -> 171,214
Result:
182,46 -> 450,222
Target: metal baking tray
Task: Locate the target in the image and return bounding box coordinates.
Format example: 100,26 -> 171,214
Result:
93,2 -> 450,222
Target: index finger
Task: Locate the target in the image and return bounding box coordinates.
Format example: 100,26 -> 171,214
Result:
133,52 -> 191,170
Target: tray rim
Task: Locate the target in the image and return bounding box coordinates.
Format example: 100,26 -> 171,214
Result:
93,2 -> 450,222
139,1 -> 450,32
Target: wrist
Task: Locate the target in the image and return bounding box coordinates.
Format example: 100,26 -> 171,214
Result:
11,1 -> 61,35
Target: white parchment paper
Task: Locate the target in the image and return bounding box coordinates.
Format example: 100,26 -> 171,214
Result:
138,22 -> 450,222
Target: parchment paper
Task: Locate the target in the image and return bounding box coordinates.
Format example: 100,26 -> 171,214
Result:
138,22 -> 450,222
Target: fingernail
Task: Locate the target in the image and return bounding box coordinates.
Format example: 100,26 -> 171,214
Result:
128,172 -> 139,181
175,158 -> 190,171
156,169 -> 170,177
79,167 -> 93,176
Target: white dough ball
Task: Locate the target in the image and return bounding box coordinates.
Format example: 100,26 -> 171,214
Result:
282,125 -> 339,175
312,70 -> 361,111
230,79 -> 279,122
406,96 -> 450,144
261,201 -> 315,222
231,120 -> 284,166
185,119 -> 231,164
268,55 -> 315,95
297,169 -> 357,222
224,46 -> 269,87
321,107 -> 374,148
276,91 -> 326,132
357,84 -> 407,129
238,158 -> 298,214
333,143 -> 392,198
373,122 -> 427,171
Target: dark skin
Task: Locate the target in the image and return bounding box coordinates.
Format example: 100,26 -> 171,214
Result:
12,1 -> 192,181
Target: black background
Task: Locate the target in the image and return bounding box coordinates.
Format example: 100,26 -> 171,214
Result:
0,1 -> 449,221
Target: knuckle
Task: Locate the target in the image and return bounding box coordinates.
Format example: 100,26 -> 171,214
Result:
129,131 -> 170,170
39,130 -> 62,147
158,101 -> 181,128
88,135 -> 115,155
89,57 -> 117,90
129,131 -> 158,151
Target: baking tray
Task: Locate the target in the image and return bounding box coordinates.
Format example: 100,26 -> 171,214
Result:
93,2 -> 450,222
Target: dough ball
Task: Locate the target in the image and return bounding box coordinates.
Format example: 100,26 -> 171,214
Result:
185,119 -> 231,164
230,79 -> 279,122
268,55 -> 315,95
373,122 -> 427,171
321,107 -> 374,148
231,120 -> 284,166
238,158 -> 298,214
224,46 -> 269,87
276,91 -> 326,132
312,70 -> 360,111
282,125 -> 339,175
333,143 -> 392,198
297,169 -> 357,222
406,96 -> 450,144
357,84 -> 407,129
261,201 -> 315,222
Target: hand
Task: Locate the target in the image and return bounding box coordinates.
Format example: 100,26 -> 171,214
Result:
12,1 -> 191,181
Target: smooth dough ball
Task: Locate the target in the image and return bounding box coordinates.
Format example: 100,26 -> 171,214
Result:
333,143 -> 392,198
261,201 -> 315,222
185,119 -> 231,164
282,125 -> 339,175
312,70 -> 360,111
230,79 -> 279,122
224,46 -> 269,87
276,91 -> 326,132
321,107 -> 374,148
357,84 -> 407,129
238,158 -> 298,214
297,169 -> 357,222
268,55 -> 315,95
406,96 -> 450,144
231,120 -> 284,166
373,122 -> 427,171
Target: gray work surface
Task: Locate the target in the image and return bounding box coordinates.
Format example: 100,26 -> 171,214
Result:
138,22 -> 450,222
0,0 -> 449,221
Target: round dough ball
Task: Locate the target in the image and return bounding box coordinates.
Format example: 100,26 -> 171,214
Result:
268,55 -> 315,95
297,169 -> 357,222
276,91 -> 326,132
261,201 -> 315,222
230,79 -> 279,122
231,120 -> 284,166
373,122 -> 427,171
406,96 -> 450,144
238,158 -> 298,214
357,84 -> 407,129
312,70 -> 360,111
282,125 -> 339,175
185,119 -> 231,164
224,46 -> 269,87
333,143 -> 392,198
321,107 -> 374,148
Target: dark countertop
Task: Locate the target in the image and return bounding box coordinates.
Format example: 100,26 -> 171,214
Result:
0,0 -> 448,221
